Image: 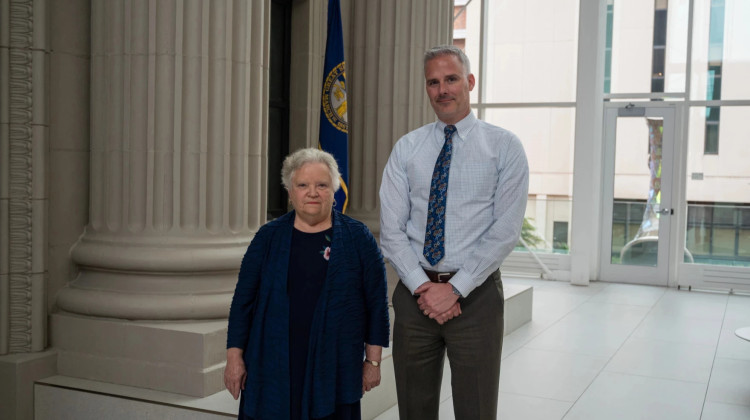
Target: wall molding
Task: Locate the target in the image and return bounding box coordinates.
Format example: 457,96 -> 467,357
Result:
2,0 -> 48,354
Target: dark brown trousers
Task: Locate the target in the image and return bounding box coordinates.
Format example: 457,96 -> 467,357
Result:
392,271 -> 504,420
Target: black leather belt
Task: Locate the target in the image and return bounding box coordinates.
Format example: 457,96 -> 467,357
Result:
423,269 -> 457,283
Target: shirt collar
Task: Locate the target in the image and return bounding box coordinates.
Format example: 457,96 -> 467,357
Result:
435,112 -> 477,144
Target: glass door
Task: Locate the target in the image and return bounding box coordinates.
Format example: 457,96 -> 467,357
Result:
600,104 -> 679,285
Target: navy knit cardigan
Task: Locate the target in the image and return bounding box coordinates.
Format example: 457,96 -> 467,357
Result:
227,210 -> 390,420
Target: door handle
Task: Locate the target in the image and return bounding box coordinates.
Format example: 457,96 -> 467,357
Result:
657,208 -> 673,215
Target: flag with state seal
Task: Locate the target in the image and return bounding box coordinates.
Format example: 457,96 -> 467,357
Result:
319,0 -> 349,213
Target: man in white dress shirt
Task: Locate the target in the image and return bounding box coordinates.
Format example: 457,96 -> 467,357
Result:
379,45 -> 529,419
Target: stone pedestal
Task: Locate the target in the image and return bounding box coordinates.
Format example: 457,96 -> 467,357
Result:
0,350 -> 57,420
51,314 -> 226,397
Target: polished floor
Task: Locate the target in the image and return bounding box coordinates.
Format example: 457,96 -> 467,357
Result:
374,278 -> 750,420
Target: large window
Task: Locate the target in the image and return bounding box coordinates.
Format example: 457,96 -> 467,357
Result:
453,0 -> 750,269
605,0 -> 750,268
690,0 -> 749,101
685,105 -> 750,266
607,0 -> 689,96
684,0 -> 750,267
454,0 -> 580,253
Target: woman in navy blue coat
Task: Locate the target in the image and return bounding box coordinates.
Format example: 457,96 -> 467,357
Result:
224,148 -> 390,420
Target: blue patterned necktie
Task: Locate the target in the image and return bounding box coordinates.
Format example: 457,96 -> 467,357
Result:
423,125 -> 457,266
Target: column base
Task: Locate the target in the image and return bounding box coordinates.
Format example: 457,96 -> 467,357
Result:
51,312 -> 227,397
56,285 -> 234,320
61,231 -> 245,320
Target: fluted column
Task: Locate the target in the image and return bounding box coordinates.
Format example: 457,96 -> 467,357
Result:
58,0 -> 270,320
0,0 -> 49,355
345,0 -> 453,230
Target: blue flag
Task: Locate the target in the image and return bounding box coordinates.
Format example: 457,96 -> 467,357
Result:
319,0 -> 348,213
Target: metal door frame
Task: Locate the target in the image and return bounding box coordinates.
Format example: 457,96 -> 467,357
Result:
599,103 -> 679,285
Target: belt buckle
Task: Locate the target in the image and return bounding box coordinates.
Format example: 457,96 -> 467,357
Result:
436,272 -> 452,282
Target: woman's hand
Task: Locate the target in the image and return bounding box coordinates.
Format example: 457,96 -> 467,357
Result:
362,343 -> 383,394
362,362 -> 381,394
224,348 -> 247,400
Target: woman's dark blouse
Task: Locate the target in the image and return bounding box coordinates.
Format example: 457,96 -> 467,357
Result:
288,227 -> 331,419
227,211 -> 390,420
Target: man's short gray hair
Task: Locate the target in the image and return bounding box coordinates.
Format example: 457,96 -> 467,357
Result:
424,45 -> 471,75
281,147 -> 341,192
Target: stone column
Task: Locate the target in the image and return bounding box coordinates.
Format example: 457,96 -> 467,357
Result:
53,0 -> 270,397
345,0 -> 453,230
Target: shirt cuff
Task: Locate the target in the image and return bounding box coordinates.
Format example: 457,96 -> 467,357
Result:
448,271 -> 476,298
403,266 -> 431,294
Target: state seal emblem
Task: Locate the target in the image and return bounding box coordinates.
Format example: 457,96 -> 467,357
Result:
322,62 -> 348,133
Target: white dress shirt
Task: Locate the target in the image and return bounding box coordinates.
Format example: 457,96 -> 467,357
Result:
379,112 -> 529,297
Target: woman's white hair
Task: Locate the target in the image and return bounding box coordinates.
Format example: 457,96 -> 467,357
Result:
281,147 -> 341,192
